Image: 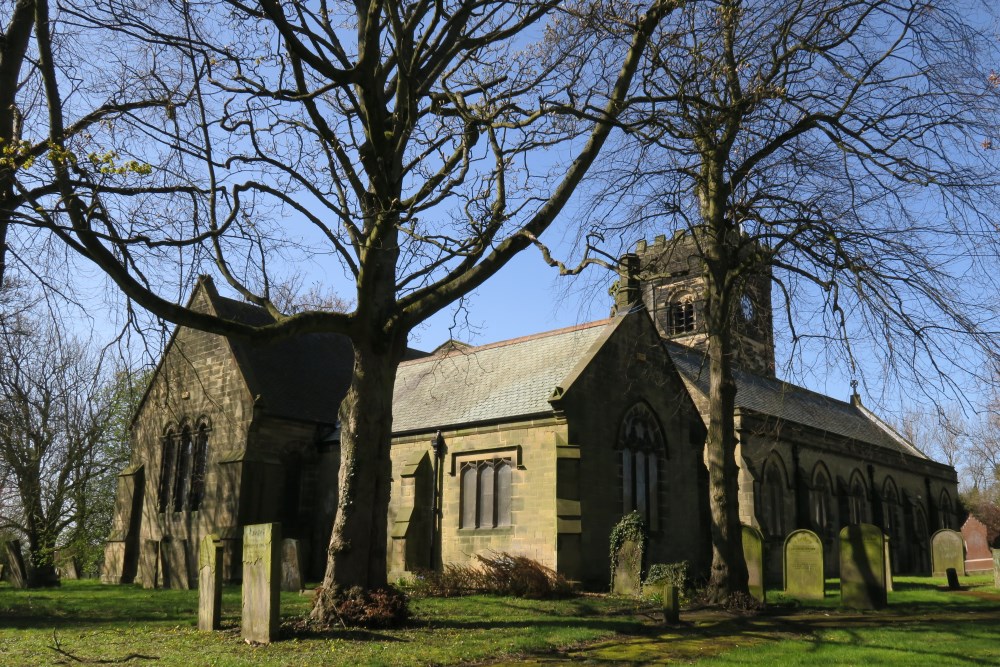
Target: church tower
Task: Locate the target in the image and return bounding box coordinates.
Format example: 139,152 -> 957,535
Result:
614,231 -> 775,377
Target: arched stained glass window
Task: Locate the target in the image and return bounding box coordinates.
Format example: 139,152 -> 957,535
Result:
158,428 -> 177,513
188,422 -> 210,511
618,402 -> 666,530
172,425 -> 193,512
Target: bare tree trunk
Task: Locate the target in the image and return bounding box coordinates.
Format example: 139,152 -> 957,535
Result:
703,319 -> 749,602
311,334 -> 405,622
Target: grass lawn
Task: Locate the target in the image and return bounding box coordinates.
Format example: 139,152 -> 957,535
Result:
0,576 -> 997,666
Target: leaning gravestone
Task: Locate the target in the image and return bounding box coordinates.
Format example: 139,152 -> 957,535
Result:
961,516 -> 993,574
742,524 -> 765,603
611,539 -> 643,596
199,534 -> 224,631
839,523 -> 886,610
280,538 -> 305,592
4,541 -> 27,589
931,529 -> 965,577
783,529 -> 824,600
242,523 -> 282,644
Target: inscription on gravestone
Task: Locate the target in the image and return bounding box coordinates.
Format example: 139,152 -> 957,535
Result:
612,540 -> 643,597
783,529 -> 824,600
242,523 -> 282,644
742,524 -> 765,603
930,529 -> 965,577
839,523 -> 886,610
198,534 -> 224,632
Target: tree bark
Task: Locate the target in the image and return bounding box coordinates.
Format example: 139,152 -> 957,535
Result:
311,333 -> 406,622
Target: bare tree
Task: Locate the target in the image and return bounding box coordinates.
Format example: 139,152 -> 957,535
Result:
11,0 -> 678,617
576,0 -> 1000,603
0,310 -> 123,587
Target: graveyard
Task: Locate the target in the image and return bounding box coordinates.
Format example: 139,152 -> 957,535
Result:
0,572 -> 996,665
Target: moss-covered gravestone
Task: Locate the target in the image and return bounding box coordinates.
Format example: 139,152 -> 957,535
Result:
242,523 -> 282,644
4,541 -> 27,589
783,529 -> 824,600
198,534 -> 224,631
839,523 -> 886,610
741,524 -> 765,603
612,540 -> 643,596
992,549 -> 1000,589
930,529 -> 965,577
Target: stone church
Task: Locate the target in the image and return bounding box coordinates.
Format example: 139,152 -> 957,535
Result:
102,234 -> 961,589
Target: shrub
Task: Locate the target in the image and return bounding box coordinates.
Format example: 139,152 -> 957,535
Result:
407,552 -> 571,599
331,586 -> 410,628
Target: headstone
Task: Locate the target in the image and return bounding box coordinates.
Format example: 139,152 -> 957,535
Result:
946,567 -> 960,589
839,523 -> 886,610
931,529 -> 965,577
4,541 -> 27,589
242,523 -> 282,644
883,536 -> 893,593
742,524 -> 765,603
139,540 -> 160,589
161,539 -> 191,589
662,583 -> 680,624
55,551 -> 80,580
198,535 -> 224,632
280,538 -> 305,592
611,539 -> 643,596
961,516 -> 993,574
783,529 -> 824,600
992,549 -> 1000,589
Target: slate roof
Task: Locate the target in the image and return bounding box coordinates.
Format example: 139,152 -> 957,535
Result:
207,293 -> 354,424
392,319 -> 614,434
665,342 -> 929,460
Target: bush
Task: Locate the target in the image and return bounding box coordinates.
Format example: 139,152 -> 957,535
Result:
331,586 -> 410,628
644,561 -> 689,590
407,552 -> 571,599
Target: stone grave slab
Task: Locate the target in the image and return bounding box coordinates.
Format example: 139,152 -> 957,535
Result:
199,534 -> 224,631
55,551 -> 80,580
993,549 -> 1000,589
662,583 -> 679,624
931,529 -> 965,577
242,523 -> 282,644
839,523 -> 886,610
783,529 -> 824,600
161,539 -> 190,589
612,539 -> 643,597
139,539 -> 160,588
281,538 -> 305,592
961,516 -> 993,574
884,536 -> 893,593
742,524 -> 765,603
4,541 -> 27,589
